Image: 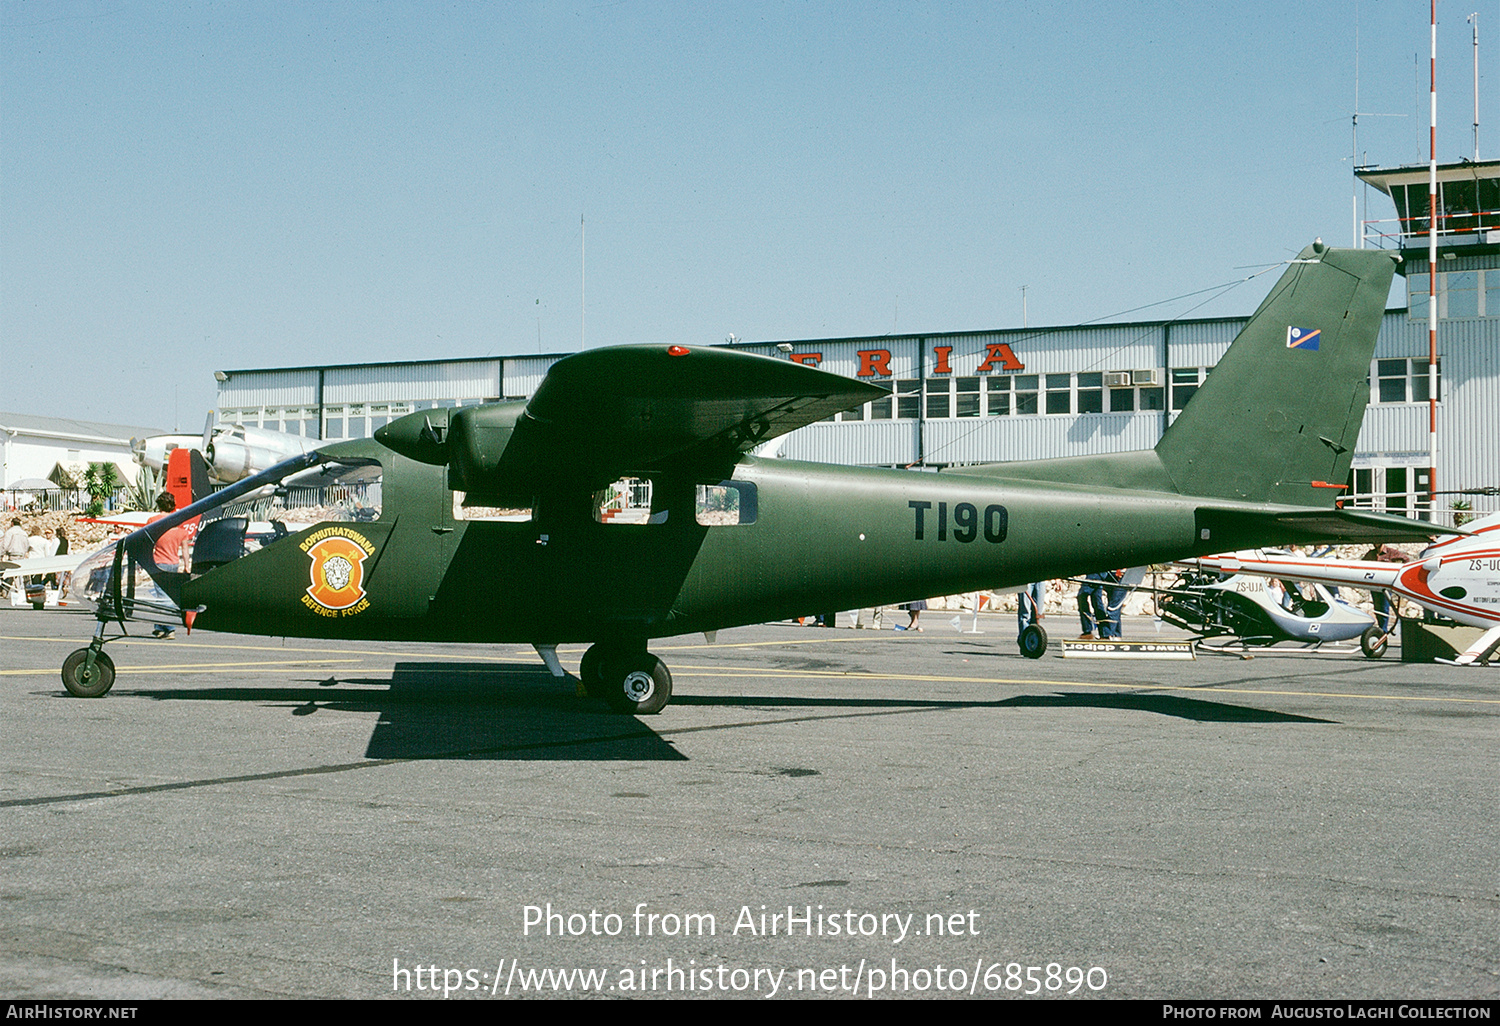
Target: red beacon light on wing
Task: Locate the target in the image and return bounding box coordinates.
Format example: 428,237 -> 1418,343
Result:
667,346 -> 690,356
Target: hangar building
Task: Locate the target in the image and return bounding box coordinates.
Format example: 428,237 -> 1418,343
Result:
215,161 -> 1499,526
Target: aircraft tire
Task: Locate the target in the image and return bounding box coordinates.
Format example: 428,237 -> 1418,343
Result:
1360,626 -> 1388,659
62,648 -> 115,698
1019,624 -> 1048,659
602,652 -> 672,715
578,644 -> 606,690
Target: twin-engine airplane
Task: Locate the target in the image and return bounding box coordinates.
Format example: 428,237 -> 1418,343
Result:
135,416 -> 313,485
62,242 -> 1451,710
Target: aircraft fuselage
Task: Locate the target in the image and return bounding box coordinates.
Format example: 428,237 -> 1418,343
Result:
180,447 -> 1292,646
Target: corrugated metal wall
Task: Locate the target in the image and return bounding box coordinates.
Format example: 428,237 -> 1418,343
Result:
219,369 -> 319,408
324,360 -> 500,404
214,311 -> 1497,513
502,356 -> 562,398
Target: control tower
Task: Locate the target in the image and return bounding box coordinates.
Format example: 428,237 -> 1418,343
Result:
1349,158 -> 1500,519
1357,158 -> 1500,317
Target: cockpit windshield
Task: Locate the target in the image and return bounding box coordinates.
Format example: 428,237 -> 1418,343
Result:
74,450 -> 382,619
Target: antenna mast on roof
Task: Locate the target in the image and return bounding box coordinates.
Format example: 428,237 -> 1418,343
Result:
1350,7 -> 1406,247
1470,12 -> 1480,160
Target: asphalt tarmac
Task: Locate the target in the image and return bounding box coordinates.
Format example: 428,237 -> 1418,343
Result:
2,607 -> 1495,1000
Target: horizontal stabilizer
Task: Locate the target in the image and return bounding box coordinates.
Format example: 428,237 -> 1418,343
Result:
1196,505 -> 1464,549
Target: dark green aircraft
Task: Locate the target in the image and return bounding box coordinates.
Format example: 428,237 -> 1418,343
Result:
62,241 -> 1440,711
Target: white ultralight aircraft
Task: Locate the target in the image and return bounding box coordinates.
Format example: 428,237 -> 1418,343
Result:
1179,512 -> 1500,665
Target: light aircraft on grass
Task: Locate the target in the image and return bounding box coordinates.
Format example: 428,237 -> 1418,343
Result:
59,241 -> 1453,710
1179,512 -> 1500,665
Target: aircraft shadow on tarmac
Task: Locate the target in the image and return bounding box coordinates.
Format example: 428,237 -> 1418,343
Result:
127,662 -> 688,762
673,692 -> 1334,724
122,663 -> 1331,764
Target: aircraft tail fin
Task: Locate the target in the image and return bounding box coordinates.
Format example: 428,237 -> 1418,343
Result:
164,447 -> 213,510
1154,241 -> 1398,505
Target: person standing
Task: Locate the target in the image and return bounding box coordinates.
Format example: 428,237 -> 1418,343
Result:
1076,573 -> 1108,639
1099,569 -> 1128,639
897,599 -> 925,631
1017,581 -> 1046,640
147,493 -> 191,638
2,518 -> 28,600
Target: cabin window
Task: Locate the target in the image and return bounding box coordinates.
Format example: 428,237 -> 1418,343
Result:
452,491 -> 533,522
594,477 -> 663,524
696,482 -> 758,526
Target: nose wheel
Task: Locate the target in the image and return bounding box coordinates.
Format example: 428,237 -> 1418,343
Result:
62,647 -> 116,698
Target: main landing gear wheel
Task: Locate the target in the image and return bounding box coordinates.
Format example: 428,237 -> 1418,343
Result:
600,651 -> 672,715
1019,624 -> 1048,659
578,644 -> 606,693
62,648 -> 115,698
1361,625 -> 1389,659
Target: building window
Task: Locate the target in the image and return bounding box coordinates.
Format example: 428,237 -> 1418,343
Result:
1045,374 -> 1071,414
985,376 -> 1010,415
896,380 -> 921,419
955,377 -> 981,418
1409,267 -> 1500,319
1014,375 -> 1039,415
1375,358 -> 1442,404
869,381 -> 894,420
1171,368 -> 1201,410
1109,386 -> 1135,412
1447,271 -> 1479,318
1346,466 -> 1433,518
1076,372 -> 1103,414
925,379 -> 950,419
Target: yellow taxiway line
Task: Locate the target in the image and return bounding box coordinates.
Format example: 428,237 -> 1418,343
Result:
6,635 -> 1495,707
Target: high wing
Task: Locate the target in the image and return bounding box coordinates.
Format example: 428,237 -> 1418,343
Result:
1,554 -> 90,580
1176,551 -> 1404,591
377,344 -> 887,499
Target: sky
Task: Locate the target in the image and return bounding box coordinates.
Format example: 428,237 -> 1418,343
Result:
2,0 -> 1496,431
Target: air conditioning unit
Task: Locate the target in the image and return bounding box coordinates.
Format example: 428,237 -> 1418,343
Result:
1103,372 -> 1132,388
1131,369 -> 1161,386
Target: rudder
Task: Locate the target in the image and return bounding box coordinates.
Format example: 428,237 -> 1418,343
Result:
1154,240 -> 1398,505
